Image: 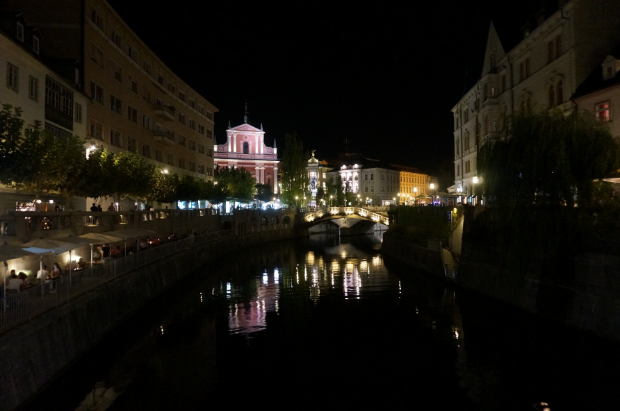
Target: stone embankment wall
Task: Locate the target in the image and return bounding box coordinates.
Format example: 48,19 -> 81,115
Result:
0,229 -> 295,411
381,232 -> 443,277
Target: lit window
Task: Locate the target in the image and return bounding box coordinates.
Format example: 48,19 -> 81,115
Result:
110,129 -> 122,147
28,76 -> 39,100
596,102 -> 610,122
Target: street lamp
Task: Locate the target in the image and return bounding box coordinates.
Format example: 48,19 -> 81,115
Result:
295,196 -> 298,208
330,195 -> 333,207
430,183 -> 435,190
357,194 -> 360,205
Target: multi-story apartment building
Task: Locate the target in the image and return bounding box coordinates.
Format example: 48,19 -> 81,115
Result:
3,0 -> 218,208
0,14 -> 89,211
574,45 -> 620,188
326,158 -> 400,206
390,165 -> 434,205
451,0 -> 620,203
306,152 -> 331,207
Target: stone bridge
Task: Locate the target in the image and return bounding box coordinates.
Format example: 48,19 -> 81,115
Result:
301,206 -> 390,229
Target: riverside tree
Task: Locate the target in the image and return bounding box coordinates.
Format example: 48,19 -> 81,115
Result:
280,132 -> 309,207
478,110 -> 620,206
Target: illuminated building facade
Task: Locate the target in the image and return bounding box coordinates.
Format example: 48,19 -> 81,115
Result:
326,160 -> 399,206
452,0 -> 620,203
306,151 -> 331,207
214,114 -> 279,194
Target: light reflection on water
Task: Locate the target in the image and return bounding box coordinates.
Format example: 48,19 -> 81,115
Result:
25,233 -> 620,411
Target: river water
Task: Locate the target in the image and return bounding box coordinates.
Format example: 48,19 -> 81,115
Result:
24,233 -> 620,411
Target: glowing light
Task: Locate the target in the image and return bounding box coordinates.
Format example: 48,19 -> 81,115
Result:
36,199 -> 42,204
49,199 -> 54,204
162,169 -> 169,174
430,183 -> 435,189
473,176 -> 479,184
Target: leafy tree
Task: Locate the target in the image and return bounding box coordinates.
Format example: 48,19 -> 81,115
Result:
255,183 -> 273,203
478,110 -> 620,206
280,132 -> 309,206
111,151 -> 156,201
214,165 -> 256,202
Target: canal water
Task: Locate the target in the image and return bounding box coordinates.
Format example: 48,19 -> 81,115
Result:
24,234 -> 620,411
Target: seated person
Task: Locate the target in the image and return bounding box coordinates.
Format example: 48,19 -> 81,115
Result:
92,246 -> 103,262
17,272 -> 29,290
7,271 -> 23,291
139,239 -> 148,250
77,258 -> 86,270
65,260 -> 78,271
111,246 -> 122,258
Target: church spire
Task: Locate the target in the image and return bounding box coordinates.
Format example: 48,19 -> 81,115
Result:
260,123 -> 263,131
243,102 -> 248,124
228,120 -> 231,129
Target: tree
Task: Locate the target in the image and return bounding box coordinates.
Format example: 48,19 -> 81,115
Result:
280,132 -> 309,206
111,151 -> 156,202
214,165 -> 256,203
478,110 -> 620,206
255,183 -> 273,203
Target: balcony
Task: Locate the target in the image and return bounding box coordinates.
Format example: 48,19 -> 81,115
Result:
153,104 -> 175,121
153,129 -> 176,145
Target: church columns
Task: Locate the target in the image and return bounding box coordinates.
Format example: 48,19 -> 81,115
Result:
273,166 -> 278,193
233,133 -> 237,152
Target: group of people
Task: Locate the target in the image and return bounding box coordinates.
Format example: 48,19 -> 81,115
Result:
90,203 -> 118,212
4,263 -> 63,292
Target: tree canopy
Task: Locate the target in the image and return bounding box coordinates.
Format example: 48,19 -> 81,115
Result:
478,110 -> 620,206
280,132 -> 309,207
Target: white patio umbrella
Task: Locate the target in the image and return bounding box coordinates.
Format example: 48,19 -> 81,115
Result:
107,228 -> 157,256
78,233 -> 123,267
22,238 -> 86,276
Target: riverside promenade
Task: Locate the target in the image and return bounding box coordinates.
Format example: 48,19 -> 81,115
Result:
0,207 -> 298,411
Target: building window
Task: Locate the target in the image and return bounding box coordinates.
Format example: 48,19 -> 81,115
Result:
143,115 -> 151,130
28,76 -> 39,100
128,106 -> 137,123
457,165 -> 460,176
206,111 -> 213,120
33,36 -> 39,54
90,43 -> 104,68
463,109 -> 469,123
167,153 -> 174,165
519,58 -> 530,82
198,124 -> 205,135
143,60 -> 151,74
110,95 -> 122,114
178,135 -> 186,146
501,74 -> 506,93
178,158 -> 185,169
45,76 -> 73,116
207,148 -> 213,157
142,144 -> 151,158
464,132 -> 470,150
189,98 -> 196,109
189,140 -> 196,151
178,91 -> 186,102
7,63 -> 19,91
110,129 -> 122,147
548,34 -> 562,63
548,85 -> 555,108
110,60 -> 122,82
155,149 -> 163,162
189,161 -> 196,172
45,123 -> 72,139
75,103 -> 82,123
198,144 -> 205,154
520,95 -> 532,116
128,75 -> 138,93
178,113 -> 186,124
89,119 -> 103,140
168,83 -> 175,94
206,129 -> 213,139
198,165 -> 205,174
90,81 -> 103,104
556,80 -> 563,105
189,118 -> 196,130
90,7 -> 104,30
143,86 -> 151,103
128,137 -> 137,153
243,142 -> 249,154
16,22 -> 24,41
370,174 -> 374,180
198,105 -> 205,115
127,44 -> 138,62
596,102 -> 610,122
157,73 -> 164,85
110,29 -> 122,48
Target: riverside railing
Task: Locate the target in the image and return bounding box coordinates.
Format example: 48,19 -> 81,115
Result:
0,229 -> 234,331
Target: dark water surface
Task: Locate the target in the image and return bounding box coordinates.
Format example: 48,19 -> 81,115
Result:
24,234 -> 620,411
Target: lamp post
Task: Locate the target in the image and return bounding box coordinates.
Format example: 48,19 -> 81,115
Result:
413,187 -> 418,206
357,194 -> 360,205
330,195 -> 333,207
295,196 -> 298,208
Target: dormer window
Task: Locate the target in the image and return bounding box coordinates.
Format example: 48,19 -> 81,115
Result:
16,22 -> 24,41
32,36 -> 39,54
602,58 -> 618,80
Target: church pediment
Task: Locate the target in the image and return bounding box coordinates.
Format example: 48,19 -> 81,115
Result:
228,123 -> 262,132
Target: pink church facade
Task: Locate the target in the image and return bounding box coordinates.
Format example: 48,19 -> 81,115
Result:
214,122 -> 279,194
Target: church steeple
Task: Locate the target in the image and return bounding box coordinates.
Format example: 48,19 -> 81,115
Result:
243,102 -> 249,124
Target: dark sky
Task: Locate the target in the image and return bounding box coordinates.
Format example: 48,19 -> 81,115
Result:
108,0 -> 547,174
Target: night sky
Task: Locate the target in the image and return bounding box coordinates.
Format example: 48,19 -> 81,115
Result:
109,0 -> 547,175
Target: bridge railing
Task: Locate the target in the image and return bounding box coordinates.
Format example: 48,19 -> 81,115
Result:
303,206 -> 390,226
